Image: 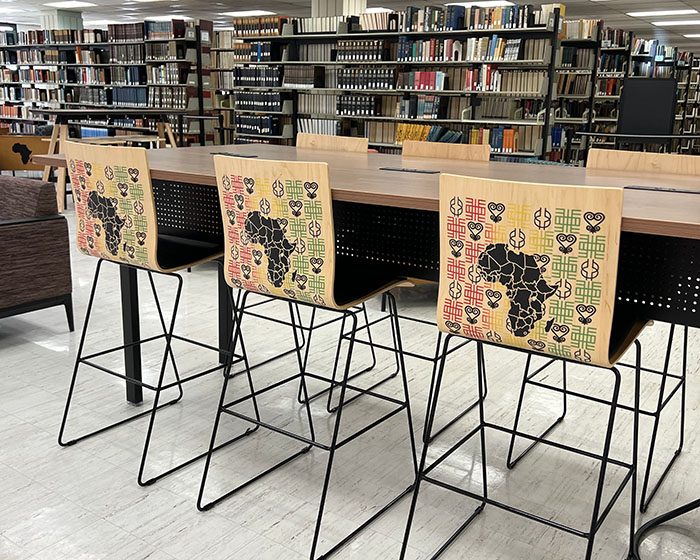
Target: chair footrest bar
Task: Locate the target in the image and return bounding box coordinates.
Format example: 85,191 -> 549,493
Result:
594,468 -> 635,533
221,408 -> 327,449
336,405 -> 406,448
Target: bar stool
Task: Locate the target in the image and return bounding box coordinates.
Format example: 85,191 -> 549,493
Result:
402,175 -> 644,559
510,147 -> 690,513
58,141 -> 232,486
198,155 -> 418,560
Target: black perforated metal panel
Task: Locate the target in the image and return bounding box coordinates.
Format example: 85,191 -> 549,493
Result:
152,180 -> 222,243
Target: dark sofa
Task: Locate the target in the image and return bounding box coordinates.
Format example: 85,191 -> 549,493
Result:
0,176 -> 73,330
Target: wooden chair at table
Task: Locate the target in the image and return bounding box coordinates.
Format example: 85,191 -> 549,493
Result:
296,132 -> 369,152
402,139 -> 491,162
198,156 -> 418,560
402,175 -> 645,560
58,141 -> 233,487
582,146 -> 690,512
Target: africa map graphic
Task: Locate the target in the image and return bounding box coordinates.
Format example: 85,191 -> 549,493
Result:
244,211 -> 296,288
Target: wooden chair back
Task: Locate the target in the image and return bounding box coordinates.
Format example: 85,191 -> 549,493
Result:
402,140 -> 490,162
215,156 -> 341,308
0,135 -> 51,170
296,132 -> 368,153
587,148 -> 700,176
64,141 -> 159,270
438,174 -> 625,367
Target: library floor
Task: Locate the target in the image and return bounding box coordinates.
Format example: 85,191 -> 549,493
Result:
1,208 -> 699,560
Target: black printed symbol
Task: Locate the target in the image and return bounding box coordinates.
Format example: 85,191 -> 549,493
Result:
296,274 -> 308,291
257,284 -> 270,294
464,305 -> 481,325
278,218 -> 288,231
551,323 -> 569,343
135,231 -> 146,246
74,190 -> 81,203
449,239 -> 464,258
304,181 -> 318,199
11,142 -> 31,164
485,289 -> 502,309
310,257 -> 323,274
580,259 -> 600,280
486,331 -> 502,343
528,339 -> 546,351
252,249 -> 263,265
555,279 -> 572,299
118,183 -> 129,197
533,207 -> 551,230
584,212 -> 605,234
313,293 -> 325,306
84,162 -> 92,176
296,238 -> 306,254
104,166 -> 114,180
468,264 -> 482,284
468,221 -> 483,241
87,235 -> 94,249
133,201 -> 144,215
231,278 -> 242,288
94,224 -> 101,237
243,177 -> 255,194
445,321 -> 461,334
556,233 -> 576,254
222,175 -> 231,190
241,264 -> 252,280
509,228 -> 526,250
260,199 -> 271,215
69,159 -> 76,173
488,202 -> 505,222
284,289 -> 297,299
79,176 -> 86,190
289,200 -> 303,217
226,209 -> 236,225
128,167 -> 139,182
272,179 -> 284,198
234,194 -> 245,210
449,196 -> 463,217
124,244 -> 135,259
308,221 -> 321,238
96,180 -> 105,194
449,280 -> 462,299
533,254 -> 550,272
124,215 -> 133,229
230,246 -> 239,260
478,243 -> 557,338
574,348 -> 592,363
576,304 -> 596,325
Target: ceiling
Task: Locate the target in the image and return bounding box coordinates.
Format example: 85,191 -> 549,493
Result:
3,0 -> 700,52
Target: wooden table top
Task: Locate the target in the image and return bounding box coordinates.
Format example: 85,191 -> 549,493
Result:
34,143 -> 700,240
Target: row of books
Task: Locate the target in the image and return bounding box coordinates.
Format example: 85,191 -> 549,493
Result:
297,118 -> 336,135
556,99 -> 587,118
145,43 -> 186,61
72,87 -> 109,106
396,70 -> 449,91
556,73 -> 589,95
110,44 -> 145,64
404,5 -> 549,32
597,78 -> 622,97
557,46 -> 595,68
396,94 -> 449,120
214,67 -> 282,89
297,43 -> 332,62
282,66 -> 324,89
1,28 -> 107,46
561,19 -> 597,40
299,92 -> 336,115
464,68 -> 546,93
145,20 -> 187,40
107,23 -> 146,43
230,16 -> 289,36
598,53 -> 627,73
336,68 -> 396,90
461,37 -> 546,62
148,86 -> 187,108
236,115 -> 281,135
112,66 -> 146,85
337,40 -> 387,61
336,94 -> 377,116
234,91 -> 286,112
147,63 -> 186,85
475,97 -> 543,120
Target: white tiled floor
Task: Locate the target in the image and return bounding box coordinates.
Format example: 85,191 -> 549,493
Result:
1,208 -> 699,560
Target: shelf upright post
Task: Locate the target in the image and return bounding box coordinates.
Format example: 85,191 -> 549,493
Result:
195,24 -> 205,146
582,20 -> 602,165
540,7 -> 561,161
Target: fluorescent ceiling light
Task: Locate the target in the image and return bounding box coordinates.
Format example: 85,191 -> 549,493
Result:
627,9 -> 697,17
1,6 -> 24,11
145,15 -> 192,21
653,19 -> 700,26
222,10 -> 276,16
365,7 -> 392,12
43,0 -> 96,6
684,33 -> 700,37
83,20 -> 120,26
446,1 -> 514,7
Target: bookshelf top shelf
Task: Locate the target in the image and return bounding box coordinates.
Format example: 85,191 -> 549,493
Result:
210,59 -> 548,68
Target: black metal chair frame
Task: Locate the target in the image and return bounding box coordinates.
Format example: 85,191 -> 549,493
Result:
507,324 -> 687,514
197,289 -> 419,560
401,336 -> 641,560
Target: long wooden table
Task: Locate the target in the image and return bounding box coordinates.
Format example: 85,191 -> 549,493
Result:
35,143 -> 700,240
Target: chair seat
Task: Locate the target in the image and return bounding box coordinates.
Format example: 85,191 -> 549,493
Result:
334,256 -> 403,308
157,234 -> 223,272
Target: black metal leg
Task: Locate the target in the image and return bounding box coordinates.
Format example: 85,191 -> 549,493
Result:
506,356 -> 567,469
639,324 -> 685,513
218,261 -> 233,365
632,497 -> 700,560
120,265 -> 143,405
64,294 -> 74,332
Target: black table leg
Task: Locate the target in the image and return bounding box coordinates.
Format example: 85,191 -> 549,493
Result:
218,262 -> 233,364
632,497 -> 700,559
120,265 -> 143,404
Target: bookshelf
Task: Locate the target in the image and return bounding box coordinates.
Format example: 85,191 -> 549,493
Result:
0,20 -> 213,142
212,4 -> 565,158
